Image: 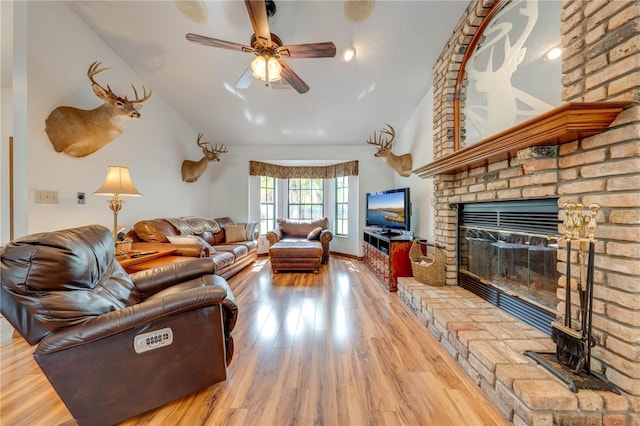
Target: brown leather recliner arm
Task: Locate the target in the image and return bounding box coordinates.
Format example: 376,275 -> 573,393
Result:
131,257 -> 216,299
34,283 -> 228,355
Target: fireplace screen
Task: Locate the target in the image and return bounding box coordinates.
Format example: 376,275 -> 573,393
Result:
458,199 -> 560,333
461,228 -> 559,311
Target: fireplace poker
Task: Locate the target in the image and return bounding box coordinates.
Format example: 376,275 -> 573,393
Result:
565,239 -> 571,328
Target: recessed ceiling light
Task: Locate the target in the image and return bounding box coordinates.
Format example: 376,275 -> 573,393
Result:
344,0 -> 374,23
340,47 -> 356,62
176,0 -> 208,24
545,47 -> 562,60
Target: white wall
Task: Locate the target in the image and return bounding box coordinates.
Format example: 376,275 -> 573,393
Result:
14,2 -> 209,237
393,88 -> 436,242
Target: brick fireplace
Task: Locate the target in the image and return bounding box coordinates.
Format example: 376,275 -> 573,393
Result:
408,0 -> 639,423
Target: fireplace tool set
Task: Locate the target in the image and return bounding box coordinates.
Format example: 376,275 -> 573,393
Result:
524,203 -> 619,394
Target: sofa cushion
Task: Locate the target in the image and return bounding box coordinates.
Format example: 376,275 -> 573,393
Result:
133,219 -> 179,243
199,231 -> 216,246
214,244 -> 248,260
225,225 -> 246,243
278,217 -> 329,238
211,252 -> 235,270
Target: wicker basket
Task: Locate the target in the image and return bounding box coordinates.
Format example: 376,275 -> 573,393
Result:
409,238 -> 446,286
115,238 -> 133,256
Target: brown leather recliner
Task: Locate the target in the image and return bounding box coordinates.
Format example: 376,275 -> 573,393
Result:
265,217 -> 333,264
1,225 -> 238,426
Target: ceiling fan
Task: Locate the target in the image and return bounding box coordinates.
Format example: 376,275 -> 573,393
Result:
186,0 -> 336,94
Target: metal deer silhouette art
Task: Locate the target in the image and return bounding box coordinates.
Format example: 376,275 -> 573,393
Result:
45,61 -> 152,157
367,124 -> 413,177
464,0 -> 552,140
181,133 -> 228,183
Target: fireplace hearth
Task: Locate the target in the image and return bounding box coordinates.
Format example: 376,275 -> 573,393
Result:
458,199 -> 560,334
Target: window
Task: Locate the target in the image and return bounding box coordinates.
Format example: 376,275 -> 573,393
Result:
259,176 -> 276,235
335,176 -> 348,236
288,178 -> 323,220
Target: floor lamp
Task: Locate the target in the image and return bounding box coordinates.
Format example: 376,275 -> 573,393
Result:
93,166 -> 142,241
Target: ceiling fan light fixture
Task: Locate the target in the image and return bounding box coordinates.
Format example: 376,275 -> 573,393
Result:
251,54 -> 282,82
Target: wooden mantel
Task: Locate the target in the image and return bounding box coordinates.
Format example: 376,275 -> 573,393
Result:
413,102 -> 632,178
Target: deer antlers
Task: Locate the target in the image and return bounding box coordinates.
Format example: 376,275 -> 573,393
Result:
87,61 -> 152,104
181,133 -> 228,182
366,124 -> 412,177
45,61 -> 153,157
367,124 -> 395,151
196,133 -> 228,160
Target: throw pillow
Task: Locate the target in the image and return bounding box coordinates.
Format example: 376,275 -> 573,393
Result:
190,235 -> 217,254
246,221 -> 259,240
225,224 -> 247,243
307,227 -> 323,240
238,221 -> 259,241
167,235 -> 216,254
167,235 -> 200,245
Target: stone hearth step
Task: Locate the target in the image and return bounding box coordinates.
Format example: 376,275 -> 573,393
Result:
397,277 -> 631,425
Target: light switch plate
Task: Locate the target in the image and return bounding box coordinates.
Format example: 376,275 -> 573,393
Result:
35,190 -> 59,204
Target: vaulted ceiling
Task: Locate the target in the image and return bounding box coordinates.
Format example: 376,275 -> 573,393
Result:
4,1 -> 470,146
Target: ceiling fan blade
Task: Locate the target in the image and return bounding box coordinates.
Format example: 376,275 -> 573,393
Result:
186,33 -> 255,54
277,42 -> 337,59
245,0 -> 272,48
235,66 -> 254,89
279,61 -> 310,94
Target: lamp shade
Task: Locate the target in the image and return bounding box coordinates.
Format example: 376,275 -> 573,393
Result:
93,166 -> 142,196
251,54 -> 282,82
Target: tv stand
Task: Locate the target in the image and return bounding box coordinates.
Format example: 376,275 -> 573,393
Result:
378,229 -> 403,236
363,230 -> 413,291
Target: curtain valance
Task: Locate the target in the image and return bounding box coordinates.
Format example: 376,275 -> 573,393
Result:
249,160 -> 358,179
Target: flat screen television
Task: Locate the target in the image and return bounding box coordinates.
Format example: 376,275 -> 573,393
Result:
365,187 -> 411,234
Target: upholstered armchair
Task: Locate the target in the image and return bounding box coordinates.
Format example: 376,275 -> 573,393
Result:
265,217 -> 333,263
0,225 -> 238,426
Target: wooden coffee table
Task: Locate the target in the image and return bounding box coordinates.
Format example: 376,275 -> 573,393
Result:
117,249 -> 180,273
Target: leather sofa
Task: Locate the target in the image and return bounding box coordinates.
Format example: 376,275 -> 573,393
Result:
126,216 -> 258,279
1,225 -> 238,426
266,217 -> 333,264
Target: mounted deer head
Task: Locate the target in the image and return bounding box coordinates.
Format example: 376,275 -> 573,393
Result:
45,61 -> 152,157
181,133 -> 228,183
367,124 -> 413,177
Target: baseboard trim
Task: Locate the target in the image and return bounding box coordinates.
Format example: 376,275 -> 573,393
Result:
330,251 -> 362,261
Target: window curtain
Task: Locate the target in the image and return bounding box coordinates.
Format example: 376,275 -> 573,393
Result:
249,160 -> 358,179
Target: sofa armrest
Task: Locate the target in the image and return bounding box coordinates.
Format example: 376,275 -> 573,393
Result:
265,230 -> 282,246
320,230 -> 333,264
319,230 -> 333,244
130,258 -> 216,298
34,284 -> 228,355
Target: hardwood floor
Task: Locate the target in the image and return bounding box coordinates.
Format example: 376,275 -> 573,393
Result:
1,256 -> 508,426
